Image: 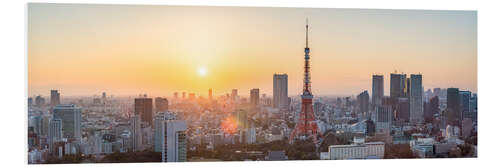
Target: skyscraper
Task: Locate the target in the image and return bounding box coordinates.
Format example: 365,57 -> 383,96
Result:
235,109 -> 248,129
208,88 -> 213,100
162,120 -> 187,162
130,115 -> 142,152
395,97 -> 410,122
357,91 -> 369,114
372,75 -> 384,105
390,73 -> 406,98
35,95 -> 45,107
41,115 -> 51,136
135,97 -> 153,127
465,93 -> 478,122
231,89 -> 238,101
154,114 -> 164,153
50,90 -> 61,106
155,97 -> 168,113
409,74 -> 423,123
48,119 -> 62,153
102,92 -> 107,104
273,74 -> 288,109
28,97 -> 33,107
250,88 -> 260,108
154,112 -> 176,152
374,105 -> 392,134
459,91 -> 472,114
424,96 -> 439,123
470,93 -> 477,112
52,104 -> 82,140
28,116 -> 42,135
447,88 -> 461,126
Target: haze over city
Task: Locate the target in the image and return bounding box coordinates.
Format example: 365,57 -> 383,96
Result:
28,4 -> 476,97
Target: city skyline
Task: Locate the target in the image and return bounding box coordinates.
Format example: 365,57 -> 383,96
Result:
26,3 -> 479,164
28,4 -> 477,97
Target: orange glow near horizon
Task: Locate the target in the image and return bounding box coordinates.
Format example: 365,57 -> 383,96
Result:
221,117 -> 238,135
28,4 -> 477,97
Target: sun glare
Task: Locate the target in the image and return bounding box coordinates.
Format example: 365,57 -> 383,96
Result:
221,117 -> 237,134
198,67 -> 207,77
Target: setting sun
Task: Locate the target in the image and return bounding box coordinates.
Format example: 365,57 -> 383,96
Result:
198,67 -> 207,77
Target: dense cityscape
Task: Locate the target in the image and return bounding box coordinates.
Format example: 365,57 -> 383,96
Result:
27,21 -> 477,164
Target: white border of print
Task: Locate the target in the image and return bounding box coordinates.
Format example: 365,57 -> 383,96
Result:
1,0 -> 498,167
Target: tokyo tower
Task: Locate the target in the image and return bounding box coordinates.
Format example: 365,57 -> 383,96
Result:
289,19 -> 321,144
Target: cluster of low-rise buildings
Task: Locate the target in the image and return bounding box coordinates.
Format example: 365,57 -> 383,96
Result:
28,71 -> 478,163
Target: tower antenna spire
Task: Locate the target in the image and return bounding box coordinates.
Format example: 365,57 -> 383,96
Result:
306,18 -> 309,48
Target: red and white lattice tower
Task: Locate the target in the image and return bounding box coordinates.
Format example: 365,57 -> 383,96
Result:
289,19 -> 321,144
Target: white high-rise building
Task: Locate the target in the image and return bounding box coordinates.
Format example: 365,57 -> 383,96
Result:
142,126 -> 154,148
409,74 -> 423,123
120,132 -> 131,152
154,114 -> 164,153
93,133 -> 103,154
273,74 -> 288,109
130,115 -> 142,152
52,104 -> 82,141
162,120 -> 187,162
154,112 -> 177,152
48,119 -> 62,152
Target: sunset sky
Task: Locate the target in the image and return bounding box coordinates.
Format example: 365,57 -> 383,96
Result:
28,4 -> 477,97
